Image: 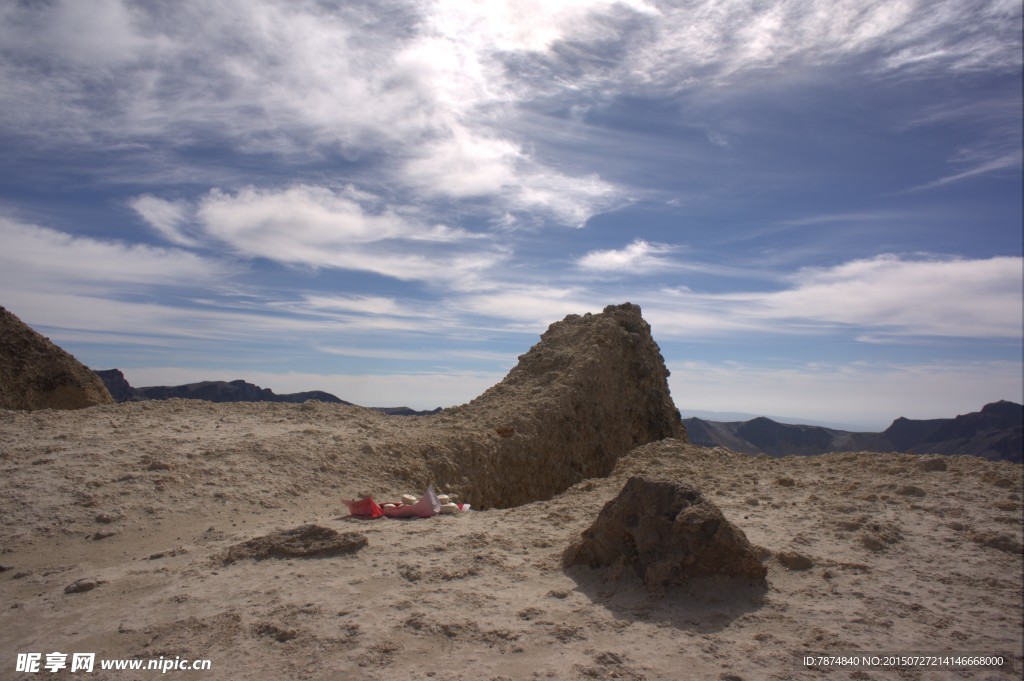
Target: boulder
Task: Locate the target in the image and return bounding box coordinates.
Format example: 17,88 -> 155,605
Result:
563,476 -> 767,587
0,306 -> 113,410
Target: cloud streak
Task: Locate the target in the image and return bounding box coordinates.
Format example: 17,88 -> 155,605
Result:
645,255 -> 1023,340
577,238 -> 678,272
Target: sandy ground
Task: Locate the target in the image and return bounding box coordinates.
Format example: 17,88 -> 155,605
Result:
1,400 -> 1021,680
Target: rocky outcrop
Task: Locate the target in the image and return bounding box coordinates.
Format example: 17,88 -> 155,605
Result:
94,369 -> 139,402
883,401 -> 1022,462
0,306 -> 113,410
427,303 -> 685,508
563,475 -> 766,587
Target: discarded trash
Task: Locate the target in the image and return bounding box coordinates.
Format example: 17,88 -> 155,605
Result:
341,496 -> 382,519
343,486 -> 470,519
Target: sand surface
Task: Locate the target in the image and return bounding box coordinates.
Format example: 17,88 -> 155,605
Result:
1,400 -> 1021,680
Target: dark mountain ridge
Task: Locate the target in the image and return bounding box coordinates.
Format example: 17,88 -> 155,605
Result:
685,401 -> 1022,463
94,369 -> 440,416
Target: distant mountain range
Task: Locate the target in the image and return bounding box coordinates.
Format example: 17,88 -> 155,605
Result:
684,401 -> 1022,463
94,369 -> 440,416
94,369 -> 1020,460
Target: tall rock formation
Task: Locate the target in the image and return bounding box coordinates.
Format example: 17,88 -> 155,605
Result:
0,306 -> 114,410
429,303 -> 685,508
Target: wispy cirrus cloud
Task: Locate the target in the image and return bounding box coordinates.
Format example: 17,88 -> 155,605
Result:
624,0 -> 1021,90
4,0 -> 1016,232
903,148 -> 1023,192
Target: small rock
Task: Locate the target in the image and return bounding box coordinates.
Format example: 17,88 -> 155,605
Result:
398,564 -> 422,582
971,532 -> 1023,555
835,517 -> 865,531
775,477 -> 796,487
254,623 -> 298,642
777,551 -> 814,571
894,485 -> 926,498
859,534 -> 885,552
918,457 -> 948,472
858,520 -> 903,552
65,578 -> 105,594
595,651 -> 624,666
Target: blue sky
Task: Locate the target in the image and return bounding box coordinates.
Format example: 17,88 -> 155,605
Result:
0,0 -> 1020,430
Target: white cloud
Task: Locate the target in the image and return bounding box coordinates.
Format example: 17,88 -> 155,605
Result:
198,185 -> 413,247
193,184 -> 505,284
578,238 -> 677,272
401,126 -> 523,198
756,255 -> 1023,338
637,255 -> 1023,341
0,217 -> 226,292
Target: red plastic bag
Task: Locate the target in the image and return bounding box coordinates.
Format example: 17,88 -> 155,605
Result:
342,496 -> 383,519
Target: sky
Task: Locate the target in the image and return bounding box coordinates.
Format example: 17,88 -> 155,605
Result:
0,0 -> 1021,430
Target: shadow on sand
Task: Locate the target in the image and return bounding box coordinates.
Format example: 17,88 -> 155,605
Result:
564,565 -> 768,633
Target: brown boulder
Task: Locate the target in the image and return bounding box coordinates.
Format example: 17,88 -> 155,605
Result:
0,306 -> 113,410
563,476 -> 767,587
